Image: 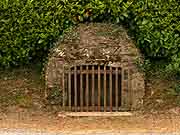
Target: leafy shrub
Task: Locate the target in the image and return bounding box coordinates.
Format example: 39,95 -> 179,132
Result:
0,0 -> 132,67
0,0 -> 71,67
0,0 -> 179,73
128,0 -> 180,72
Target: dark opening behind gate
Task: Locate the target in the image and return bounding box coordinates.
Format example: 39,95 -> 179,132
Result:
62,65 -> 122,112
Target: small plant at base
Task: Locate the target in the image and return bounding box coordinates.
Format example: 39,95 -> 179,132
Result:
46,87 -> 63,105
135,58 -> 151,73
175,84 -> 180,95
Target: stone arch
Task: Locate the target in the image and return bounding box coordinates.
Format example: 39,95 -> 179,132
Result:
45,23 -> 145,111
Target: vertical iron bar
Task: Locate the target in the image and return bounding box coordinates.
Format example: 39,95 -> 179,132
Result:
115,67 -> 118,111
62,67 -> 65,110
80,66 -> 83,112
86,65 -> 89,112
68,68 -> 71,111
98,65 -> 101,111
109,66 -> 112,112
121,68 -> 124,108
104,66 -> 107,112
128,59 -> 132,110
92,65 -> 95,111
74,66 -> 77,112
128,68 -> 130,109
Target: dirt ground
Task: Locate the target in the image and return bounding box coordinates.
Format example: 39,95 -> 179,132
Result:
0,109 -> 180,133
0,67 -> 180,133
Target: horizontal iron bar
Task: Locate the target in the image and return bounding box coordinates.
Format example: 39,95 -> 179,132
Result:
65,70 -> 122,74
61,106 -> 124,111
59,112 -> 133,117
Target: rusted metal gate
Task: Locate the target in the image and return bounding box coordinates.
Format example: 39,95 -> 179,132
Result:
61,64 -> 130,112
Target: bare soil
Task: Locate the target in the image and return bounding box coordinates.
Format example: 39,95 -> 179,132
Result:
1,110 -> 180,133
0,66 -> 180,133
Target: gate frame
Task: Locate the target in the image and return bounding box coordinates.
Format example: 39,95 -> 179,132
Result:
59,60 -> 133,112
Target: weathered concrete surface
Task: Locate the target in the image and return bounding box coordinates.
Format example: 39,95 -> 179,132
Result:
0,129 -> 180,135
58,112 -> 133,117
0,129 -> 179,135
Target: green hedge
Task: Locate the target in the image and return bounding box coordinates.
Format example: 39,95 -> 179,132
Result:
129,0 -> 180,72
0,0 -> 132,67
0,0 -> 179,72
0,0 -> 70,67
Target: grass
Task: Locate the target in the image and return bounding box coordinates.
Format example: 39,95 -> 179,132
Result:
0,65 -> 45,112
142,62 -> 180,111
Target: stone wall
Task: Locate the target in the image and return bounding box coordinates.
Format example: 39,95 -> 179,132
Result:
45,23 -> 145,110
